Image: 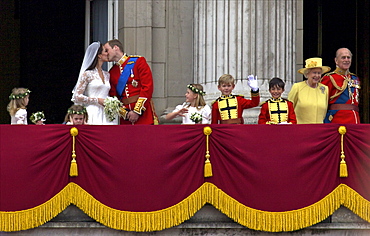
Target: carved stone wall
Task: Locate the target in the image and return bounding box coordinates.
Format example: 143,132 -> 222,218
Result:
115,0 -> 303,124
193,0 -> 303,123
5,205 -> 369,235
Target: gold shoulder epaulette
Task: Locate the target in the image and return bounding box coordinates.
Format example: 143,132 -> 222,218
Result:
323,71 -> 335,77
260,100 -> 268,106
235,94 -> 245,98
129,55 -> 142,58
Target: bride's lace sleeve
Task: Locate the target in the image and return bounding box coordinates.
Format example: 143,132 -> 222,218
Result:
72,72 -> 98,105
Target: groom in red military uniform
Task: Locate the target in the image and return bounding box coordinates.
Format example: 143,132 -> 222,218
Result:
104,39 -> 157,125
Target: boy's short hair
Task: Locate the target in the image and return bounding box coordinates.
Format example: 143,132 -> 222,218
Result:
218,74 -> 235,86
269,77 -> 285,90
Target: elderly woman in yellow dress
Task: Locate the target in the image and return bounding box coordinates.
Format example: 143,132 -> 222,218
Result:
288,58 -> 330,124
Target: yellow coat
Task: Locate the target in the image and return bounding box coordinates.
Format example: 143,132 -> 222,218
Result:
288,81 -> 328,124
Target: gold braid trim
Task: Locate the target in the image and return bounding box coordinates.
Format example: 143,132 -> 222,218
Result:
1,183 -> 369,232
133,97 -> 147,115
329,75 -> 348,100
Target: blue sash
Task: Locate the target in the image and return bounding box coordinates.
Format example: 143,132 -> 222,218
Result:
116,57 -> 139,99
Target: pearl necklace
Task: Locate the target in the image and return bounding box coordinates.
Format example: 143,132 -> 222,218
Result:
306,80 -> 318,88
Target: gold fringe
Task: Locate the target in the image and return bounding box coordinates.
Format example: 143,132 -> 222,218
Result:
338,126 -> 348,178
0,184 -> 72,232
342,185 -> 370,222
1,183 -> 370,232
69,183 -> 206,232
203,126 -> 213,177
206,183 -> 367,232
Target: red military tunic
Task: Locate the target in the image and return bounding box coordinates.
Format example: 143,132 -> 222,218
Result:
320,67 -> 360,124
109,55 -> 155,125
211,91 -> 260,124
258,98 -> 297,124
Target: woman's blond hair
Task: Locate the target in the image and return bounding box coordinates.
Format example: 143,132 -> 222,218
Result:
187,84 -> 207,109
7,88 -> 30,116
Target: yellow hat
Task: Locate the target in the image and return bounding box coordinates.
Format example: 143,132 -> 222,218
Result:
298,57 -> 331,74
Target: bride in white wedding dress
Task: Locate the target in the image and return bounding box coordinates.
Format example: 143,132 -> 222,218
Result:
71,42 -> 118,125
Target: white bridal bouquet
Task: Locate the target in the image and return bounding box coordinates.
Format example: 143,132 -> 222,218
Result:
190,112 -> 202,124
30,111 -> 46,124
104,96 -> 123,121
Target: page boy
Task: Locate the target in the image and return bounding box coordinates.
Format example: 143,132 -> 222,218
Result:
258,77 -> 297,124
211,74 -> 260,124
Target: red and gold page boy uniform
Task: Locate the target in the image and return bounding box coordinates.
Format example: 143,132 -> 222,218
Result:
211,92 -> 260,124
258,98 -> 297,124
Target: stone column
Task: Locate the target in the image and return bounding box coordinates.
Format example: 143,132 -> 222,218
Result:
194,0 -> 302,123
117,0 -> 194,119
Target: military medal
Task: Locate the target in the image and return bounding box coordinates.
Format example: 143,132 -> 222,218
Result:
130,69 -> 138,87
132,79 -> 138,87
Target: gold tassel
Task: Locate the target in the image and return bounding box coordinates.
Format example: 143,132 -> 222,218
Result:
204,159 -> 212,177
70,158 -> 78,176
338,126 -> 348,178
70,127 -> 79,177
203,127 -> 213,177
340,159 -> 348,178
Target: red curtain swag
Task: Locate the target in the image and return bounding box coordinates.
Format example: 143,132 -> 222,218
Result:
0,124 -> 369,232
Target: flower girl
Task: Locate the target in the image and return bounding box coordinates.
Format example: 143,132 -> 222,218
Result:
7,87 -> 31,125
64,105 -> 89,125
165,84 -> 211,124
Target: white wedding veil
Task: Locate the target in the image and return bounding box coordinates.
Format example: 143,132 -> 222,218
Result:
71,42 -> 101,102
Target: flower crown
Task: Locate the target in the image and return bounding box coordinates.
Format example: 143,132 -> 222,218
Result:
68,107 -> 87,115
9,89 -> 31,100
187,84 -> 206,96
30,111 -> 45,124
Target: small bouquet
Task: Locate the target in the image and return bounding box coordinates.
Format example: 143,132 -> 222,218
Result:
190,112 -> 202,124
30,111 -> 46,125
104,96 -> 123,121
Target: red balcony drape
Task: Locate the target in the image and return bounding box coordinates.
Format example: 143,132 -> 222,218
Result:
1,124 -> 369,232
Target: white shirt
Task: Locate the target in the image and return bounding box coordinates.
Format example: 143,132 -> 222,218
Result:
173,104 -> 211,124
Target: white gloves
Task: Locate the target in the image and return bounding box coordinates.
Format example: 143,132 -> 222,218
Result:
247,74 -> 259,92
